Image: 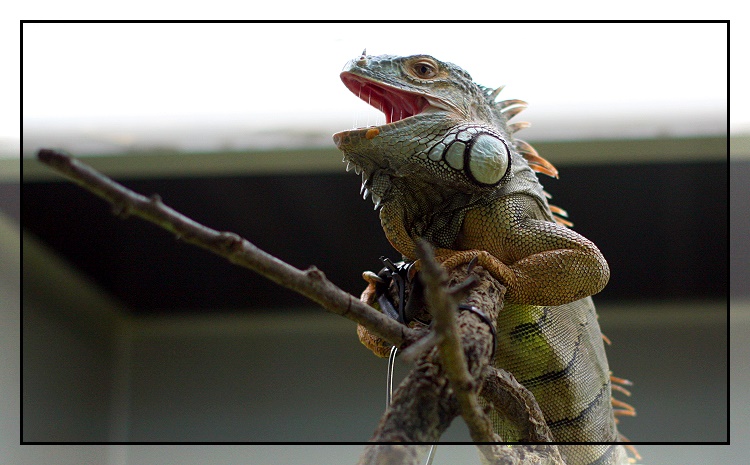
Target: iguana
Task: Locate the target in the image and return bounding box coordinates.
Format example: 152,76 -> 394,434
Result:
333,52 -> 637,465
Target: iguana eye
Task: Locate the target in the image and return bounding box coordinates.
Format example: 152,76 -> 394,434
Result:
411,60 -> 438,79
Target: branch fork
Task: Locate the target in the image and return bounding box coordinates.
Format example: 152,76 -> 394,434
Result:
36,149 -> 565,465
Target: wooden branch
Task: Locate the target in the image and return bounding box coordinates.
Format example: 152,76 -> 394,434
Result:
480,367 -> 555,442
35,149 -> 419,349
358,445 -> 433,465
358,257 -> 505,465
38,148 -> 567,465
415,241 -> 500,445
356,249 -> 566,465
475,445 -> 566,465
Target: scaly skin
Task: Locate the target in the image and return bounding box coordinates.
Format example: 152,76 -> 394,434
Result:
333,52 -> 635,465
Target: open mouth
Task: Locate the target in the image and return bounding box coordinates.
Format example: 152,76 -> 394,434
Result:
341,72 -> 435,124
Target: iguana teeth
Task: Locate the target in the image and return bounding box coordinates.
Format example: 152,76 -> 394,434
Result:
362,171 -> 370,186
354,165 -> 362,175
360,182 -> 367,196
346,162 -> 353,172
362,187 -> 370,200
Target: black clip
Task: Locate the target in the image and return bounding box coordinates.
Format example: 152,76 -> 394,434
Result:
458,304 -> 497,360
375,257 -> 418,325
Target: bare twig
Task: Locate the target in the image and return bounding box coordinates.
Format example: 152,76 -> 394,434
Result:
35,149 -> 419,349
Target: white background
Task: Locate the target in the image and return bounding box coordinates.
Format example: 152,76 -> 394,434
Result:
18,22 -> 731,157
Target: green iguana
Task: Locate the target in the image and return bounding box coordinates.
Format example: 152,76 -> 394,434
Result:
333,52 -> 638,465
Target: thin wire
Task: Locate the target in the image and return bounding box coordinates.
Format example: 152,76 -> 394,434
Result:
386,346 -> 398,408
387,346 -> 437,465
425,445 -> 437,465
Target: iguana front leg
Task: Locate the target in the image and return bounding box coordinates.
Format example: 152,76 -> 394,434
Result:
435,194 -> 610,306
380,193 -> 608,307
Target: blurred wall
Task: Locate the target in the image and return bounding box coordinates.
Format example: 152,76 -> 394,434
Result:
7,132 -> 744,463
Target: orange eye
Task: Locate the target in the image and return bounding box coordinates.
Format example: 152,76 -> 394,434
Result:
412,60 -> 438,79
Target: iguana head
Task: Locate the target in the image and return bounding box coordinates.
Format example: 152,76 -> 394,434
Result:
337,53 -> 496,125
332,52 -> 557,204
332,52 -> 564,253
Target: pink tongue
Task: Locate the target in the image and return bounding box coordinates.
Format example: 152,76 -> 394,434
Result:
354,80 -> 421,124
